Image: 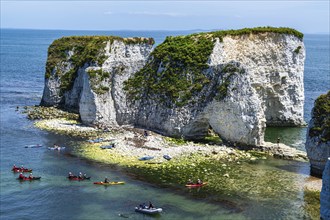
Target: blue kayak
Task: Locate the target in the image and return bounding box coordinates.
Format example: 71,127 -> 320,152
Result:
139,156 -> 154,161
163,155 -> 172,160
100,143 -> 115,149
88,138 -> 103,143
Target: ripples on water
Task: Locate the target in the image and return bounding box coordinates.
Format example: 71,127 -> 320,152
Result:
0,29 -> 329,219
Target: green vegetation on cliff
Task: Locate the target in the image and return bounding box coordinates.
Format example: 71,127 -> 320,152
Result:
124,33 -> 214,107
45,27 -> 302,100
45,36 -> 154,93
87,69 -> 111,94
124,27 -> 303,106
309,91 -> 330,142
208,26 -> 303,41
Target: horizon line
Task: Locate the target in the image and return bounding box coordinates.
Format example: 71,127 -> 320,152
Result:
1,27 -> 329,35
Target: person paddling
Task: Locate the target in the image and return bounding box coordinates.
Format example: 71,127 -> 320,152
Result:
104,177 -> 109,183
54,143 -> 60,150
19,173 -> 25,179
68,172 -> 74,178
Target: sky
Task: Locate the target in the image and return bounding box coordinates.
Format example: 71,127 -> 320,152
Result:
1,1 -> 329,34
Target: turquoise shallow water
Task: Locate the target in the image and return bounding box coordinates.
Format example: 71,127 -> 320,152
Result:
0,29 -> 329,219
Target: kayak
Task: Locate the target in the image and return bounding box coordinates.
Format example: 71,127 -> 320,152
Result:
185,182 -> 208,187
93,181 -> 125,185
68,176 -> 91,181
48,147 -> 66,150
18,177 -> 41,181
163,155 -> 172,160
139,156 -> 154,161
88,138 -> 115,143
135,207 -> 162,215
88,138 -> 104,143
12,168 -> 32,173
25,144 -> 43,148
100,144 -> 114,149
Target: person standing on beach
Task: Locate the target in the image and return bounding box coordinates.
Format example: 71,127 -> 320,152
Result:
277,137 -> 280,146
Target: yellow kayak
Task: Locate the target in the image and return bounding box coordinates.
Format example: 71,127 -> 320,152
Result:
93,181 -> 125,185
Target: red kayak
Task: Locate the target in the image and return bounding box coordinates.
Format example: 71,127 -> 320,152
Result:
68,176 -> 91,181
18,177 -> 41,181
12,168 -> 32,173
185,182 -> 208,187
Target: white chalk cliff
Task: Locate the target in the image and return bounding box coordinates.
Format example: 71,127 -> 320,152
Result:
41,28 -> 305,146
305,91 -> 330,176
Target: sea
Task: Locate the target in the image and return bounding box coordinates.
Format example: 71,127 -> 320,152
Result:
0,29 -> 329,220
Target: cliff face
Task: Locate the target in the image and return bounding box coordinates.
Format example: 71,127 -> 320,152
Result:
41,27 -> 305,146
305,91 -> 330,176
40,36 -> 154,120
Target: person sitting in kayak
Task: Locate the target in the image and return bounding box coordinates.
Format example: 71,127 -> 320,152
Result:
83,173 -> 88,179
29,173 -> 33,179
197,179 -> 203,184
68,172 -> 74,178
12,164 -> 17,170
148,201 -> 154,209
104,177 -> 109,183
78,172 -> 83,179
21,165 -> 25,170
187,179 -> 193,185
54,144 -> 60,150
19,173 -> 25,179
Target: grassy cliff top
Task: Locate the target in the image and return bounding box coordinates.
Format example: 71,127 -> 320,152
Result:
46,35 -> 154,78
124,27 -> 302,106
309,91 -> 330,142
46,27 -> 302,99
45,35 -> 154,93
161,27 -> 303,42
206,26 -> 303,40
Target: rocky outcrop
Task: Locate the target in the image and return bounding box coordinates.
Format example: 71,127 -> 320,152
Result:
125,29 -> 305,146
321,158 -> 330,220
41,27 -> 305,146
305,91 -> 330,176
40,36 -> 154,117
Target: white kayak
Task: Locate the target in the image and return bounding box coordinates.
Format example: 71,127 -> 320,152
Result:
48,147 -> 66,151
135,207 -> 162,214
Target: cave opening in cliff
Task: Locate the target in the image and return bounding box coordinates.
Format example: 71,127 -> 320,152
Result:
202,125 -> 223,145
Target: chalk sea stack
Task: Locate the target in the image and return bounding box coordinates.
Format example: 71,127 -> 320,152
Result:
40,27 -> 306,147
305,91 -> 330,176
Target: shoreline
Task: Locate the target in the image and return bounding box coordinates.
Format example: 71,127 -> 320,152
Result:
35,118 -> 253,161
34,118 -> 308,161
34,118 -> 322,192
